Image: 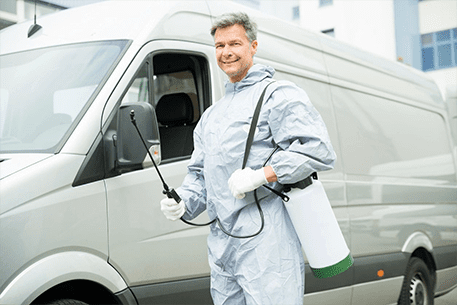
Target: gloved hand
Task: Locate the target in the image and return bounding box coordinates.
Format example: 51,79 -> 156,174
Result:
228,167 -> 268,199
160,197 -> 186,221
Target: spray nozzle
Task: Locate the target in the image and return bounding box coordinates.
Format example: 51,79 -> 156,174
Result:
130,110 -> 136,124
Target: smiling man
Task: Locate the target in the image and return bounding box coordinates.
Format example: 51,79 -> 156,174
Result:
160,12 -> 336,305
214,22 -> 258,83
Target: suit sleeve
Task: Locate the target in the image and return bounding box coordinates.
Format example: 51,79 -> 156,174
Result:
267,81 -> 336,184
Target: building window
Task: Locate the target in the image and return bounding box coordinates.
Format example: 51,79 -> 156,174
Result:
319,0 -> 333,7
421,28 -> 457,72
0,0 -> 17,14
292,6 -> 300,20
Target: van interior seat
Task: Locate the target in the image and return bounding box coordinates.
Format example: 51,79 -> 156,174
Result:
156,93 -> 195,160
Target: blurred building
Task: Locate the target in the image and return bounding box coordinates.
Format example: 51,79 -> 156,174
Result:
232,0 -> 300,24
1,0 -> 455,97
299,0 -> 457,97
0,0 -> 64,30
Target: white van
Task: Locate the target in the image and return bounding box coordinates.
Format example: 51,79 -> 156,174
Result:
0,1 -> 456,304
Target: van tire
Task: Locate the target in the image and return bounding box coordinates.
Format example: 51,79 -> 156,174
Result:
398,257 -> 434,305
48,300 -> 89,305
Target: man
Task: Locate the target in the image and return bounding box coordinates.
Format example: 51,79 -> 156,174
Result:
160,12 -> 336,305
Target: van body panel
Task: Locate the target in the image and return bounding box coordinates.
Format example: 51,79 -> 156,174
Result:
0,251 -> 127,305
0,153 -> 51,180
303,286 -> 352,305
0,155 -> 108,294
436,265 -> 457,294
351,276 -> 403,305
348,202 -> 457,256
318,34 -> 444,107
402,231 -> 433,253
0,154 -> 83,215
433,245 -> 457,295
106,160 -> 211,286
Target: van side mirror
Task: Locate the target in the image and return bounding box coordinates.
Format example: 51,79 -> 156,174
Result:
117,102 -> 161,172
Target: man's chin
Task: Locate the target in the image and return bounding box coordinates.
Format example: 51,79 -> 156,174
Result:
226,70 -> 240,77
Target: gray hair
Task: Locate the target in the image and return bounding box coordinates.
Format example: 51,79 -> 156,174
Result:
210,12 -> 258,42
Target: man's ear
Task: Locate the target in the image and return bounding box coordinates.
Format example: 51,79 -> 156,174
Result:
250,40 -> 258,56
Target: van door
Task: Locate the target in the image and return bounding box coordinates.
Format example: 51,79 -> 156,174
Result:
104,41 -> 218,304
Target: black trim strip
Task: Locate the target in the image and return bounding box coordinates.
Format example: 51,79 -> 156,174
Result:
72,132 -> 105,187
352,252 -> 408,285
305,252 -> 409,294
131,277 -> 212,305
434,245 -> 457,270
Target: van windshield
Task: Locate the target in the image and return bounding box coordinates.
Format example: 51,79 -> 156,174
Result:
0,40 -> 129,153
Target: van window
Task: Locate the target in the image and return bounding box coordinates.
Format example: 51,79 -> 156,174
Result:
121,63 -> 149,104
120,53 -> 210,162
0,40 -> 128,153
333,87 -> 456,182
153,53 -> 210,162
153,71 -> 199,123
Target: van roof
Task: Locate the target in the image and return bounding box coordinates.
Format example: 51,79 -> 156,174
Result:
0,1 -> 214,55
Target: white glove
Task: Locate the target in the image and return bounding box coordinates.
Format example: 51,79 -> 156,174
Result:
228,167 -> 268,199
160,197 -> 186,221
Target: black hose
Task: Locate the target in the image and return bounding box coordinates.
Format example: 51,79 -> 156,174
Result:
130,109 -> 281,238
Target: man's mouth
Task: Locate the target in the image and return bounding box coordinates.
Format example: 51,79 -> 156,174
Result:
223,58 -> 239,64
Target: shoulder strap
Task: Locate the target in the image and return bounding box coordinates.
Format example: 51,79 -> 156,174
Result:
242,81 -> 276,169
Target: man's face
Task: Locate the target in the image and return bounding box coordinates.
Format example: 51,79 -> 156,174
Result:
214,24 -> 258,83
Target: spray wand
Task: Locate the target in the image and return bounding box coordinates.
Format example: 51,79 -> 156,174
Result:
130,110 -> 213,227
129,110 -> 181,203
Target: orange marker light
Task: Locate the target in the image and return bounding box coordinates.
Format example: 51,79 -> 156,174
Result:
377,269 -> 385,278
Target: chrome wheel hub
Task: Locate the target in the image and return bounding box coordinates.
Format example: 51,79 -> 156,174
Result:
410,275 -> 428,305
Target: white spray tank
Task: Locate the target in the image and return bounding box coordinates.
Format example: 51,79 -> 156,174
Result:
283,174 -> 353,278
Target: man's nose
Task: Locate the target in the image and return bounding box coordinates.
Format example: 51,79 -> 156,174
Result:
222,45 -> 233,57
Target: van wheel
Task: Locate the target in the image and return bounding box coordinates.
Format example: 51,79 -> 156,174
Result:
48,300 -> 89,305
398,257 -> 434,305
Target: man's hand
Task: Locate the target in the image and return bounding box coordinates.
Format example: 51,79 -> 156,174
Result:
160,197 -> 186,221
228,167 -> 268,199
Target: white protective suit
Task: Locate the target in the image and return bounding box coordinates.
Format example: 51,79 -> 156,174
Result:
177,64 -> 336,305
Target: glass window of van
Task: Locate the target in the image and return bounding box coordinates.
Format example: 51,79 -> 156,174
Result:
0,40 -> 129,153
120,53 -> 210,162
152,53 -> 210,162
